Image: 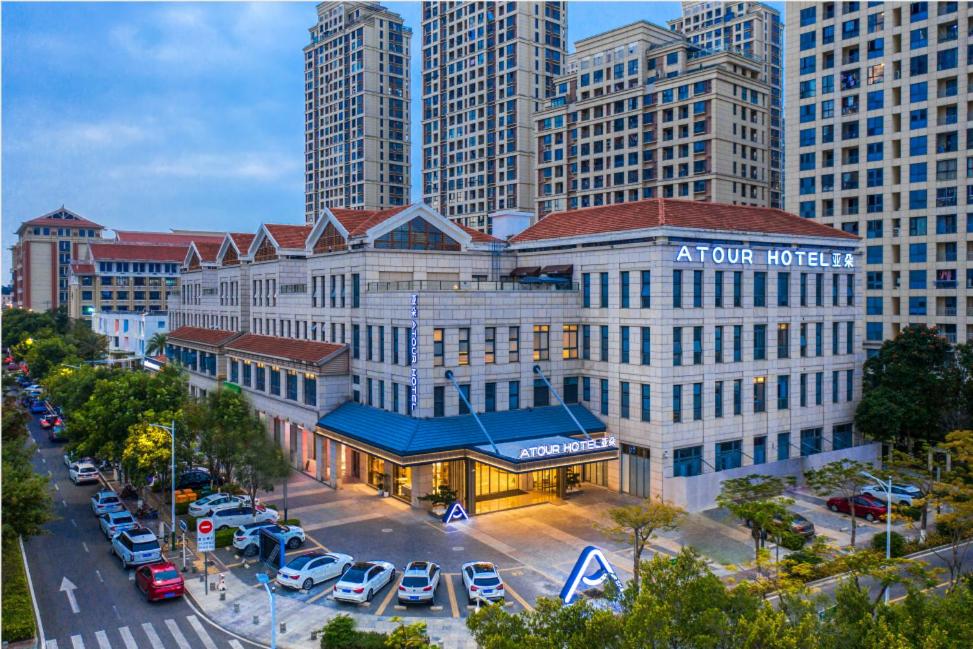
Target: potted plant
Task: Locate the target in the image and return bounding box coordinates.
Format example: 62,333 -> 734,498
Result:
419,484 -> 458,518
565,470 -> 582,495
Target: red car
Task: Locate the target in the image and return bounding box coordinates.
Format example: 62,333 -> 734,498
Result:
39,414 -> 61,430
134,562 -> 185,602
826,494 -> 887,522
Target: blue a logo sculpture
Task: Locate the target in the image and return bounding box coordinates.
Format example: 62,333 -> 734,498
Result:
442,501 -> 469,524
559,545 -> 623,604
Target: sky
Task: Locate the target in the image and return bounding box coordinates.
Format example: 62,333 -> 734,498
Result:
2,1 -> 782,284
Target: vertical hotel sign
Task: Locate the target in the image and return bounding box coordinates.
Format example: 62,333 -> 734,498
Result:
409,294 -> 419,413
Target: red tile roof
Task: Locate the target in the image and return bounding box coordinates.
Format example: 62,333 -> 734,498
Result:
512,199 -> 858,243
330,206 -> 409,237
167,326 -> 241,347
229,233 -> 255,252
70,262 -> 95,274
19,208 -> 103,231
192,241 -> 222,263
114,231 -> 224,245
89,243 -> 189,262
225,334 -> 347,365
456,222 -> 501,243
265,224 -> 313,249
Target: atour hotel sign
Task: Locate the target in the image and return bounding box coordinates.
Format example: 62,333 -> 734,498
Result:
518,436 -> 617,461
410,294 -> 419,413
675,245 -> 855,269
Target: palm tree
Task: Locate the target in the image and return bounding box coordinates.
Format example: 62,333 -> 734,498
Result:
145,332 -> 167,357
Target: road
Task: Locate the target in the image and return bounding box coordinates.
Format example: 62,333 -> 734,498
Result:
22,411 -> 266,649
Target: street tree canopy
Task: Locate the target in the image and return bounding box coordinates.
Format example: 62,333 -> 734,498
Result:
805,459 -> 877,548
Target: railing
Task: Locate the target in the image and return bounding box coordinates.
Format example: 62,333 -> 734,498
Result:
367,280 -> 579,293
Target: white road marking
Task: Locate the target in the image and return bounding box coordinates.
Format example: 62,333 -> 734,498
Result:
45,640 -> 59,649
70,636 -> 84,649
95,630 -> 112,649
141,622 -> 165,649
42,457 -> 47,463
82,542 -> 89,553
55,483 -> 60,491
164,618 -> 192,649
128,570 -> 135,581
60,577 -> 80,613
117,627 -> 138,649
71,519 -> 78,528
95,569 -> 104,583
186,615 -> 218,649
229,641 -> 244,649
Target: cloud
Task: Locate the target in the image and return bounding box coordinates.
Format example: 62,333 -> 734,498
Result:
109,151 -> 302,184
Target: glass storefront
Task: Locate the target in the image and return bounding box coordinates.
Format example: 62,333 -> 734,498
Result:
473,463 -> 561,515
367,455 -> 385,490
392,464 -> 412,501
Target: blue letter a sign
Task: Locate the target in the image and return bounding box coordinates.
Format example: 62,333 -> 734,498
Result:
559,545 -> 623,604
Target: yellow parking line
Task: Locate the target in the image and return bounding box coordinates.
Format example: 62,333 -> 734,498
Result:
307,585 -> 334,604
503,582 -> 533,612
306,536 -> 330,553
444,574 -> 460,618
374,580 -> 398,616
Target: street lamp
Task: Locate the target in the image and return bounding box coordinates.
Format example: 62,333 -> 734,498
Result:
861,470 -> 893,604
146,420 -> 177,551
255,572 -> 277,649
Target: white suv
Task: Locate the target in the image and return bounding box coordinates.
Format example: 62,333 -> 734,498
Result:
862,484 -> 924,506
112,527 -> 162,569
69,462 -> 99,485
461,562 -> 505,604
211,505 -> 278,531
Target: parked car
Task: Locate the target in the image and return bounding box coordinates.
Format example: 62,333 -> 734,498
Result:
48,424 -> 68,443
112,527 -> 163,568
175,469 -> 222,491
210,505 -> 278,531
188,493 -> 251,517
134,561 -> 185,601
91,490 -> 125,516
232,523 -> 304,556
862,484 -> 924,507
332,561 -> 396,604
30,399 -> 49,414
63,451 -> 94,468
100,510 -> 138,540
461,562 -> 505,604
69,462 -> 100,485
745,511 -> 816,540
39,414 -> 59,429
826,494 -> 887,522
276,551 -> 354,591
397,561 -> 441,605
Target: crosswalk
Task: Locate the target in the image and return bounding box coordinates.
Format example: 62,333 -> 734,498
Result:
43,615 -> 247,649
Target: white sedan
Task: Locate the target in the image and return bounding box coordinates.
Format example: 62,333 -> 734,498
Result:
210,505 -> 278,531
188,493 -> 251,517
862,484 -> 924,507
461,561 -> 505,604
276,551 -> 353,591
332,561 -> 395,604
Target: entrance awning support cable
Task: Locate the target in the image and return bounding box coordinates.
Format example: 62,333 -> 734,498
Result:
532,365 -> 592,440
444,370 -> 500,455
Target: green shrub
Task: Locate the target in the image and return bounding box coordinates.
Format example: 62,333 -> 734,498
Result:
282,518 -> 301,527
871,531 -> 906,557
779,531 -> 807,551
1,538 -> 37,643
319,614 -> 388,649
215,528 -> 234,548
175,502 -> 189,516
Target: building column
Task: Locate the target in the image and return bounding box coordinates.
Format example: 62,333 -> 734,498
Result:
294,423 -> 304,470
314,435 -> 325,482
328,439 -> 341,489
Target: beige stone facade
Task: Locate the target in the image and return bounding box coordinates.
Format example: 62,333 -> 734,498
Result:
421,1 -> 568,231
534,21 -> 772,219
668,1 -> 784,208
785,1 -> 972,346
304,1 -> 410,222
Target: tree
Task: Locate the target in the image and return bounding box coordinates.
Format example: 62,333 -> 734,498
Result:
933,429 -> 973,588
12,336 -> 79,382
122,419 -> 175,501
2,399 -> 54,539
41,364 -> 107,419
64,320 -> 107,361
716,475 -> 795,570
184,389 -> 259,485
598,497 -> 683,592
467,594 -> 621,649
805,459 -> 877,547
856,326 -> 961,449
145,332 -> 167,357
235,414 -> 290,519
0,308 -> 57,349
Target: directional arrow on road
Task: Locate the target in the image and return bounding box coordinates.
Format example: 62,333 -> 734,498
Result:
59,576 -> 80,614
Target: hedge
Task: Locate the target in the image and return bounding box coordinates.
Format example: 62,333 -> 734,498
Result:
1,537 -> 36,643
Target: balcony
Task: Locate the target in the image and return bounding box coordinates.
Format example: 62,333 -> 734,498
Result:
367,280 -> 579,293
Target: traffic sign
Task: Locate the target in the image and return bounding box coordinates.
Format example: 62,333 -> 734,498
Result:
179,519 -> 188,533
197,518 -> 215,552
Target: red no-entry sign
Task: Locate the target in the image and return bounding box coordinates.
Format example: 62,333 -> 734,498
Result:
198,520 -> 213,534
197,518 -> 215,552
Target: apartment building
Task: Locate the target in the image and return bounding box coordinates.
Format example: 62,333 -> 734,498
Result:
304,1 -> 410,223
785,1 -> 972,347
169,198 -> 875,513
10,207 -> 104,311
93,310 -> 169,357
534,21 -> 772,217
668,1 -> 784,208
421,1 -> 568,231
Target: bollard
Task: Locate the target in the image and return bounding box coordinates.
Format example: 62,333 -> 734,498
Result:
280,622 -> 287,634
198,574 -> 204,583
234,603 -> 240,614
210,581 -> 216,592
253,615 -> 259,625
310,631 -> 318,641
220,591 -> 226,601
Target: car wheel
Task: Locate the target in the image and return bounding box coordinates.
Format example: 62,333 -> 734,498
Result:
286,537 -> 301,550
302,578 -> 314,591
865,513 -> 876,522
829,504 -> 839,512
244,544 -> 258,558
366,589 -> 374,602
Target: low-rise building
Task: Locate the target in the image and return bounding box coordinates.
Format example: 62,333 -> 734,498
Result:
171,199 -> 876,513
93,311 -> 169,357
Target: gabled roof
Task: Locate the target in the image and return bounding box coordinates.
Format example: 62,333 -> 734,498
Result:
193,241 -> 222,263
264,224 -> 314,250
512,199 -> 859,243
88,243 -> 188,262
114,231 -> 224,245
19,207 -> 103,232
229,233 -> 255,252
329,206 -> 410,237
318,402 -> 606,457
455,222 -> 501,244
225,334 -> 346,365
167,326 -> 241,347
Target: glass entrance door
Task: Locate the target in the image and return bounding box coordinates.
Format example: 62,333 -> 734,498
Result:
473,464 -> 561,515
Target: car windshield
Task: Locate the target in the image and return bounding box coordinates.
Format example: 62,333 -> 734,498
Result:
133,540 -> 159,553
341,568 -> 367,583
80,468 -> 96,473
473,576 -> 501,587
102,497 -> 119,504
114,515 -> 134,524
402,576 -> 428,587
241,522 -> 270,531
287,555 -> 317,569
154,569 -> 180,582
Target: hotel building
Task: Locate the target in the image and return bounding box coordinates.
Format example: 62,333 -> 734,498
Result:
668,1 -> 784,208
785,1 -> 972,347
304,1 -> 411,222
421,1 -> 568,231
534,21 -> 773,218
168,199 -> 875,513
11,207 -> 104,311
